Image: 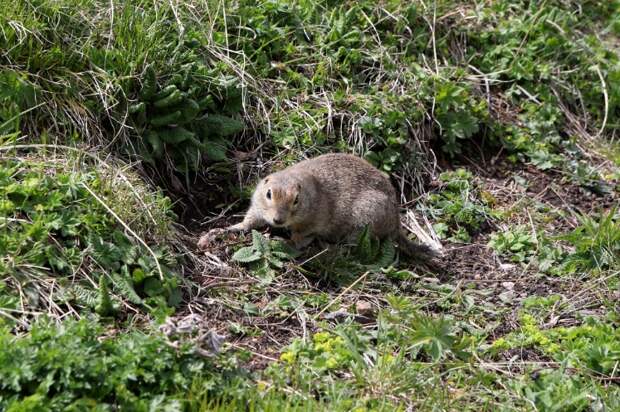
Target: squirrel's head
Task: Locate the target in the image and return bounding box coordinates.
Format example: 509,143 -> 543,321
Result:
255,174 -> 313,228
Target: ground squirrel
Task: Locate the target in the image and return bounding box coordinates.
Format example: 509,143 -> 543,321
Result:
198,153 -> 438,260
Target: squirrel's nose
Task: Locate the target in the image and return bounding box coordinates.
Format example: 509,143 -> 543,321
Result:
273,218 -> 284,225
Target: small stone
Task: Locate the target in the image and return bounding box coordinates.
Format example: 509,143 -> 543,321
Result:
502,282 -> 515,290
498,290 -> 515,303
323,310 -> 350,321
356,300 -> 375,317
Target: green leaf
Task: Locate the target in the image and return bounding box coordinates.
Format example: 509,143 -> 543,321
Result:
139,65 -> 157,100
356,226 -> 372,257
270,240 -> 301,259
143,278 -> 164,297
251,230 -> 269,255
232,246 -> 262,263
150,110 -> 182,126
167,288 -> 183,307
203,114 -> 244,137
203,140 -> 228,162
157,127 -> 194,144
112,271 -> 142,305
372,240 -> 395,269
95,276 -> 117,316
66,285 -> 98,308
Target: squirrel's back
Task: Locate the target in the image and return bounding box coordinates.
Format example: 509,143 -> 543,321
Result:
279,153 -> 400,240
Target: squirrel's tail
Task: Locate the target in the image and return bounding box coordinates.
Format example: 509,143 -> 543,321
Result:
397,230 -> 441,262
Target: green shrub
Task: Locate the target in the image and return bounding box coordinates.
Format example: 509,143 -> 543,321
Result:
511,369 -> 619,412
1,0 -> 245,175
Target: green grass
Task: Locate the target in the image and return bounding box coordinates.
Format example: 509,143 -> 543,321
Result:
1,0 -> 620,410
3,0 -> 619,189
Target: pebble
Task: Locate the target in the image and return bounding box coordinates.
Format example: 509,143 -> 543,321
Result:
502,281 -> 515,290
356,300 -> 375,317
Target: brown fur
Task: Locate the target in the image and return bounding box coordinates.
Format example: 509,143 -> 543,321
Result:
199,153 -> 437,259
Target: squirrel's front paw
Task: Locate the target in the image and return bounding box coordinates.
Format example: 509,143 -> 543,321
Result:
197,228 -> 228,250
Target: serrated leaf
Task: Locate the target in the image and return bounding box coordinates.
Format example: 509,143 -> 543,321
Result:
95,276 -> 116,316
67,284 -> 98,308
112,271 -> 142,304
251,230 -> 268,254
268,256 -> 285,269
203,140 -> 228,162
270,240 -> 301,259
232,246 -> 262,263
373,240 -> 395,269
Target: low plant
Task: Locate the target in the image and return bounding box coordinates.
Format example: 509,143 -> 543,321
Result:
128,64 -> 244,174
0,158 -> 180,321
231,230 -> 300,284
422,169 -> 493,242
300,226 -> 397,284
560,207 -> 620,271
488,226 -> 538,263
0,318 -> 245,410
266,296 -> 478,409
511,369 -> 619,412
491,313 -> 620,376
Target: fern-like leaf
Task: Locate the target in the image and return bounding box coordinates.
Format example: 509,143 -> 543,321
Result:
112,272 -> 142,304
372,240 -> 395,269
67,284 -> 98,308
95,276 -> 117,316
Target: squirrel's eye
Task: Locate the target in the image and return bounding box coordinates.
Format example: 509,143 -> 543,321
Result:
266,189 -> 272,200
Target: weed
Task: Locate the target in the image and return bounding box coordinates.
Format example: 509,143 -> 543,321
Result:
511,369 -> 619,412
422,169 -> 493,242
300,226 -> 396,284
231,230 -> 300,284
489,226 -> 537,263
0,158 -> 180,321
0,318 -> 246,410
491,312 -> 620,377
561,207 -> 620,271
129,64 -> 244,173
